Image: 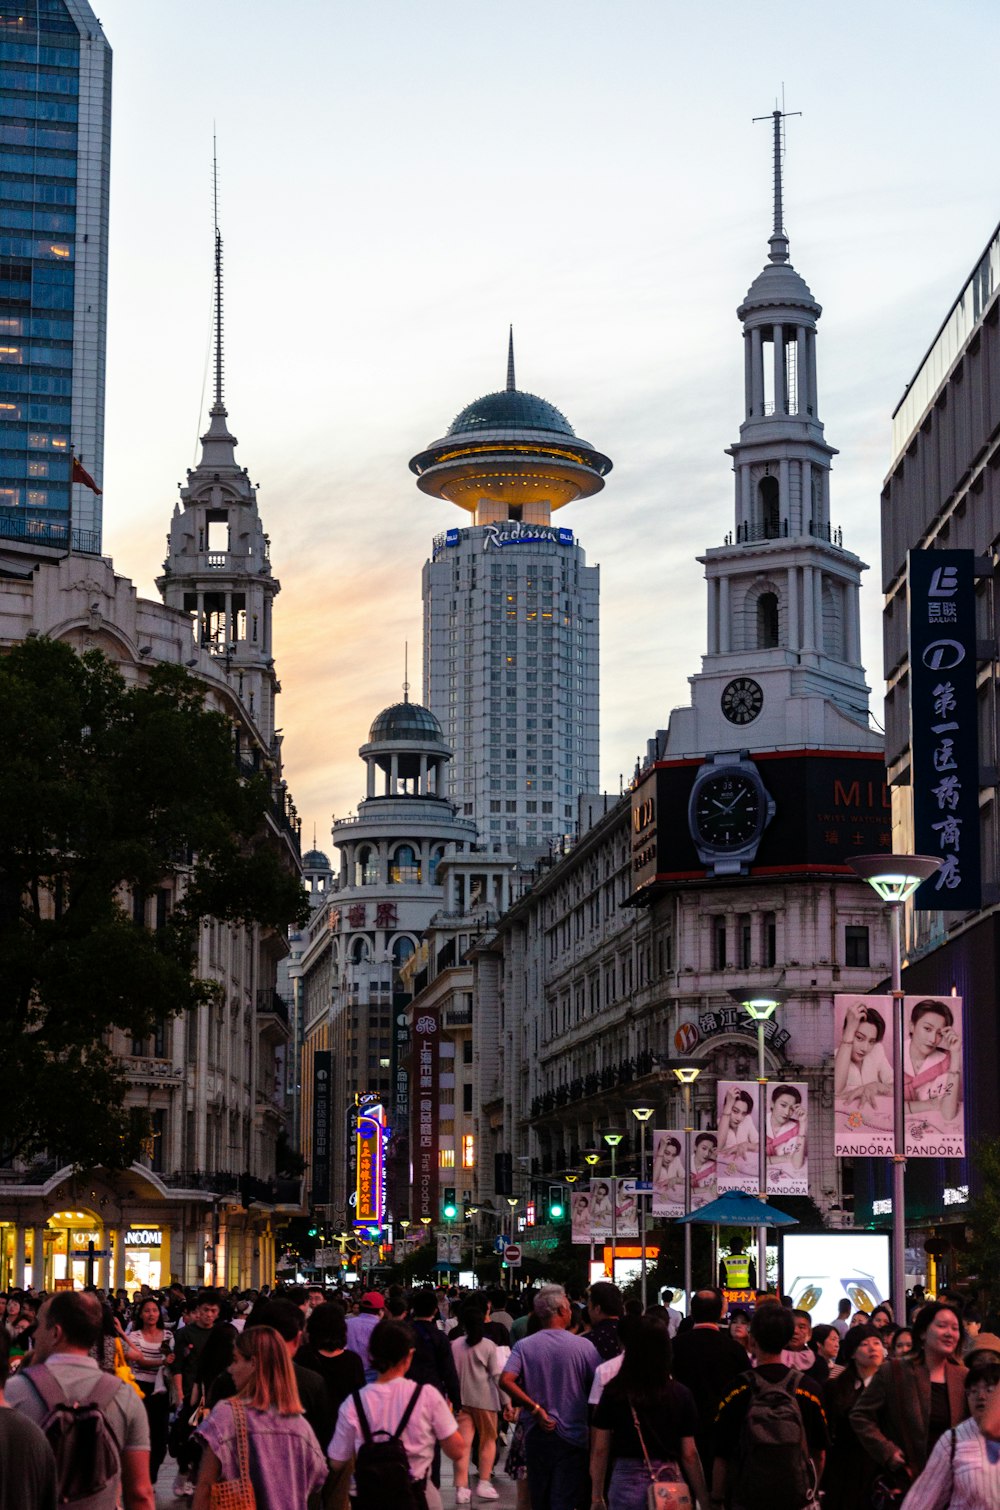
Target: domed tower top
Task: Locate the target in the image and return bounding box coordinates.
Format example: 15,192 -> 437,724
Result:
409,329 -> 612,527
359,693 -> 453,802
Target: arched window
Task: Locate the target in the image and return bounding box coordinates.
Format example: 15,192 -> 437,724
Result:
758,476 -> 780,539
429,845 -> 446,884
354,845 -> 378,887
757,592 -> 779,649
389,845 -> 421,884
351,935 -> 370,964
392,936 -> 416,971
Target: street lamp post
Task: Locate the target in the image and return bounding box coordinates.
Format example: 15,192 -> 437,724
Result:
584,1150 -> 601,1277
602,1131 -> 624,1281
729,988 -> 787,1293
631,1106 -> 654,1308
505,1195 -> 519,1290
850,854 -> 942,1318
670,1062 -> 702,1311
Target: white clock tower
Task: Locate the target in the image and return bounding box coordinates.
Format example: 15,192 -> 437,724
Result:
663,112 -> 879,761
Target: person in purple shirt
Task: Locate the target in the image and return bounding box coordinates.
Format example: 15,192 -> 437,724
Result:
500,1285 -> 597,1510
345,1292 -> 384,1382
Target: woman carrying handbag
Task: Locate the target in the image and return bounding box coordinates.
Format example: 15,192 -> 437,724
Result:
590,1316 -> 709,1510
193,1325 -> 328,1509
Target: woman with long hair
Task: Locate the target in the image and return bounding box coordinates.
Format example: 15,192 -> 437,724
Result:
717,1088 -> 759,1180
296,1300 -> 364,1433
823,1324 -> 889,1510
590,1314 -> 709,1510
451,1303 -> 505,1503
852,1300 -> 967,1484
193,1324 -> 328,1509
122,1295 -> 174,1483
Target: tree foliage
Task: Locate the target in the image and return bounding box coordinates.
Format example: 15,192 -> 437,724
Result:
964,1138 -> 1000,1306
0,638 -> 308,1169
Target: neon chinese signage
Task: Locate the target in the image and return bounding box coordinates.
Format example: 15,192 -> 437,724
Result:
354,1102 -> 388,1230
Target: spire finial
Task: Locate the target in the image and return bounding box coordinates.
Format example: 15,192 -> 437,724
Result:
753,94 -> 800,265
506,325 -> 516,392
213,130 -> 224,408
403,641 -> 410,703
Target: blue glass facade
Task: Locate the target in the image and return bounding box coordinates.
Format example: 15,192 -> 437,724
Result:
0,0 -> 110,552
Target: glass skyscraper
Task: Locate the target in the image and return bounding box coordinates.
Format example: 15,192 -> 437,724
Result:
0,0 -> 111,552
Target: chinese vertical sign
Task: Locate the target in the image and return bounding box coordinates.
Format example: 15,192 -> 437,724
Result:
311,1051 -> 331,1207
413,1008 -> 439,1222
908,550 -> 980,909
355,1102 -> 386,1229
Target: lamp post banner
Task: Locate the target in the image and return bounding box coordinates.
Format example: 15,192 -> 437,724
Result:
834,994 -> 965,1157
716,1082 -> 761,1193
615,1181 -> 638,1238
589,1178 -> 615,1238
908,548 -> 981,910
764,1081 -> 809,1196
571,1189 -> 592,1244
652,1128 -> 687,1217
690,1130 -> 718,1208
834,996 -> 895,1156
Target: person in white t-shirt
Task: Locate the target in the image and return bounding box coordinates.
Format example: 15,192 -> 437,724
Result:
329,1319 -> 467,1510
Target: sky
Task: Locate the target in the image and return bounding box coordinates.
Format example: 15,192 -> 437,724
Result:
94,0 -> 1000,845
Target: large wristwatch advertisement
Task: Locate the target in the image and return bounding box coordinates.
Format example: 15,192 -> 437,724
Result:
687,749 -> 776,876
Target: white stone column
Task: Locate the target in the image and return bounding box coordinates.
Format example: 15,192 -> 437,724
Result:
802,565 -> 816,652
773,325 -> 785,413
741,466 -> 752,533
707,578 -> 719,655
787,567 -> 799,650
744,331 -> 753,418
800,460 -> 811,535
719,577 -> 731,655
797,326 -> 808,414
419,755 -> 428,794
808,332 -> 819,418
389,754 -> 399,793
751,328 -> 763,416
814,571 -> 825,655
846,582 -> 861,664
367,760 -> 376,799
13,1225 -> 26,1288
30,1226 -> 46,1290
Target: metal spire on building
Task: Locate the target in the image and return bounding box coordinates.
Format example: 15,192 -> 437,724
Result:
753,98 -> 800,265
213,135 -> 224,408
506,325 -> 516,392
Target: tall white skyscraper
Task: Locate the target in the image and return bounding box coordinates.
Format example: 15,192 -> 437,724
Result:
411,337 -> 611,852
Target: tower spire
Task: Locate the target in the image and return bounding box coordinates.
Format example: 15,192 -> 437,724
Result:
753,98 -> 800,265
506,325 -> 516,392
213,132 -> 224,409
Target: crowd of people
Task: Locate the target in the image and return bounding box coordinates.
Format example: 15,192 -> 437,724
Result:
1,1277 -> 1000,1509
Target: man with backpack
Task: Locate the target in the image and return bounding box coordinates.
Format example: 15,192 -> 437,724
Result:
711,1302 -> 828,1510
7,1290 -> 155,1510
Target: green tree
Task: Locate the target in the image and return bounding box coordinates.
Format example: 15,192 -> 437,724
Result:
0,637 -> 308,1169
965,1138 -> 1000,1307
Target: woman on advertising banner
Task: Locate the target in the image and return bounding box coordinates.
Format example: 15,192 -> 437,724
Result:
716,1084 -> 759,1188
904,997 -> 964,1155
834,999 -> 894,1156
652,1131 -> 686,1216
765,1083 -> 809,1196
690,1133 -> 718,1209
571,1190 -> 592,1245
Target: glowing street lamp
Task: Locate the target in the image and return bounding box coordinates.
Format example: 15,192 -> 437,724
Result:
729,987 -> 787,1291
631,1106 -> 655,1308
670,1061 -> 702,1308
850,853 -> 942,1316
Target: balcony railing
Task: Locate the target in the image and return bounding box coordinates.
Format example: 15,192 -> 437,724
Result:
0,512 -> 102,554
256,989 -> 290,1026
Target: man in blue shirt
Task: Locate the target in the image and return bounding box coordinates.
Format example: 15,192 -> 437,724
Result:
500,1284 -> 597,1510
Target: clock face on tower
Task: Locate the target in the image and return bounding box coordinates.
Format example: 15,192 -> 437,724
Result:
721,677 -> 764,726
691,772 -> 764,848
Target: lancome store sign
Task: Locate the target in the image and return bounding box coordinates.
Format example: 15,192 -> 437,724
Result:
124,1228 -> 162,1247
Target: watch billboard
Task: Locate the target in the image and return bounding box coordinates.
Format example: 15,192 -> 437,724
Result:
630,749 -> 890,895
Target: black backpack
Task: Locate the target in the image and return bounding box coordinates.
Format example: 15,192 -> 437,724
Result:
24,1363 -> 123,1507
734,1368 -> 817,1510
353,1381 -> 428,1510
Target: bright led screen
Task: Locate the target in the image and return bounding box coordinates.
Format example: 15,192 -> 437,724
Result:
781,1232 -> 890,1316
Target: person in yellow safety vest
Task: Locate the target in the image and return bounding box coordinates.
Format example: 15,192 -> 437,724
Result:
718,1244 -> 758,1290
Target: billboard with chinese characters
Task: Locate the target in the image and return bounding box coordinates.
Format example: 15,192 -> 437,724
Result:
652,1129 -> 686,1217
908,549 -> 981,910
354,1101 -> 387,1230
764,1082 -> 809,1196
631,751 -> 890,897
310,1051 -> 331,1207
716,1082 -> 761,1193
834,995 -> 965,1157
413,1007 -> 440,1221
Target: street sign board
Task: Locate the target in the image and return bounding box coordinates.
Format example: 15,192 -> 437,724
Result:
620,1179 -> 653,1193
504,1244 -> 522,1267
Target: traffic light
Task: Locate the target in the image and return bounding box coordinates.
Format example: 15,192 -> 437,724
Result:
548,1185 -> 566,1222
442,1187 -> 457,1220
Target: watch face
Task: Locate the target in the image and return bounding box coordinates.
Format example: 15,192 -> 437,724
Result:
692,772 -> 764,848
721,677 -> 763,726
